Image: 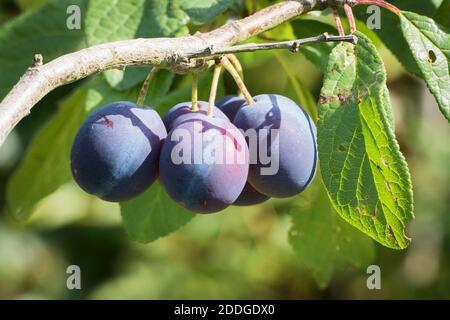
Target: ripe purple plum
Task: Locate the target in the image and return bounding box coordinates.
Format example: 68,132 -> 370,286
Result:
233,94 -> 317,198
234,182 -> 269,206
162,101 -> 229,131
159,114 -> 249,213
71,102 -> 167,202
216,95 -> 246,121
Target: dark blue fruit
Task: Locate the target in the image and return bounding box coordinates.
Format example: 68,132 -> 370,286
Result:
71,101 -> 167,202
234,182 -> 269,206
159,114 -> 249,213
233,94 -> 317,198
162,101 -> 229,131
216,95 -> 246,121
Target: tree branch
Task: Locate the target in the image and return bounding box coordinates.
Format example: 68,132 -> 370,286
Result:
0,0 -> 349,147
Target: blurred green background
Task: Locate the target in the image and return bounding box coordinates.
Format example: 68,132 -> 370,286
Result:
0,0 -> 449,299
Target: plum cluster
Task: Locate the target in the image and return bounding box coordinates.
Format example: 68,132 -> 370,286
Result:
70,94 -> 317,213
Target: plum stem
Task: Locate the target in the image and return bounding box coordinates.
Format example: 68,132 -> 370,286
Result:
226,54 -> 245,97
208,64 -> 222,116
137,67 -> 159,106
354,0 -> 401,15
332,8 -> 346,36
220,56 -> 256,105
344,3 -> 357,33
191,73 -> 199,111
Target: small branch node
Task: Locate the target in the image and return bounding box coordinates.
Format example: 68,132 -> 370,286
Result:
32,54 -> 43,68
290,42 -> 300,53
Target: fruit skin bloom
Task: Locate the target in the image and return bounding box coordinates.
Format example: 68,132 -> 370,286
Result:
159,115 -> 249,213
71,102 -> 167,202
216,95 -> 247,121
233,94 -> 317,198
162,101 -> 229,131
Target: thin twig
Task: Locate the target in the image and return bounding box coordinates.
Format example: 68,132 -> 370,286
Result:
220,56 -> 255,105
137,68 -> 159,106
333,8 -> 345,36
344,3 -> 357,33
355,0 -> 401,15
187,34 -> 356,58
208,64 -> 222,116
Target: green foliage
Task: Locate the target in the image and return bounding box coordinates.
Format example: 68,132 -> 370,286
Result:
273,51 -> 318,120
400,11 -> 450,122
6,89 -> 87,221
120,183 -> 195,243
318,32 -> 414,249
181,0 -> 238,25
85,0 -> 236,89
0,0 -> 87,98
434,0 -> 450,28
291,19 -> 338,72
15,0 -> 50,11
289,177 -> 375,287
354,0 -> 442,77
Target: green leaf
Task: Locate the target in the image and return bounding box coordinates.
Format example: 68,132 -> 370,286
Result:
85,0 -> 187,90
85,0 -> 235,90
6,89 -> 87,221
180,0 -> 237,25
291,19 -> 337,72
291,17 -> 380,72
434,0 -> 450,28
273,51 -> 318,121
353,0 -> 442,77
120,183 -> 195,243
0,0 -> 87,98
15,0 -> 50,11
289,178 -> 375,288
400,11 -> 450,122
318,32 -> 414,249
390,0 -> 442,16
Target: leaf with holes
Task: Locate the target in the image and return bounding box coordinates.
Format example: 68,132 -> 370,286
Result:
353,0 -> 442,77
400,11 -> 450,122
318,32 -> 414,249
